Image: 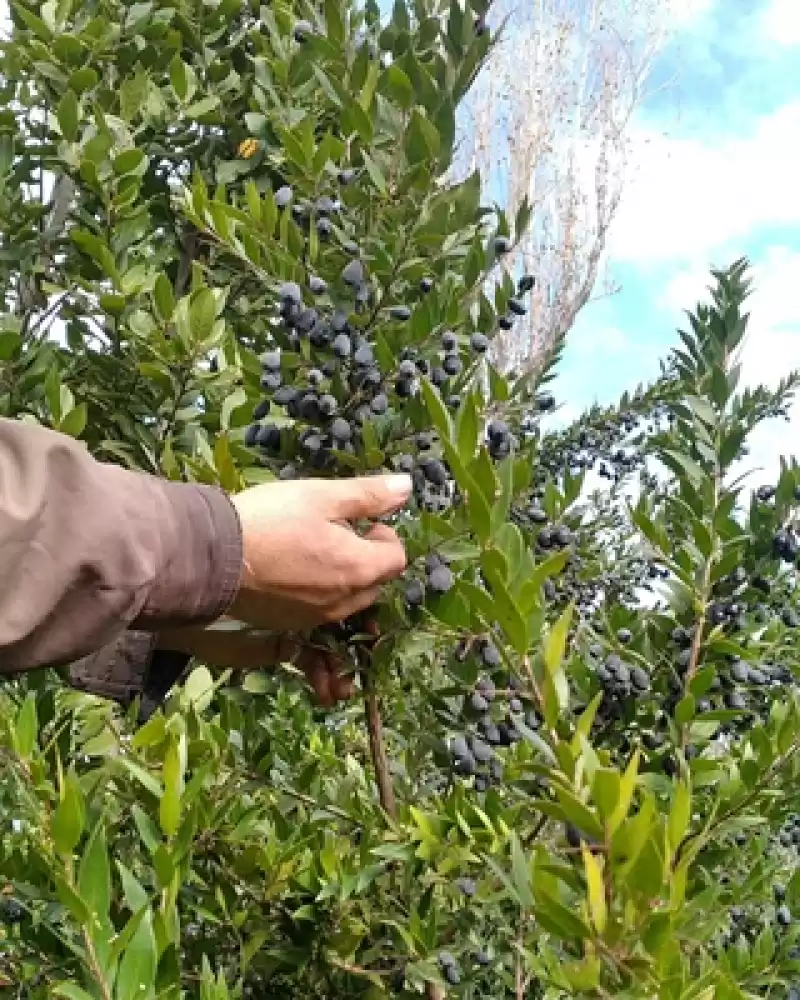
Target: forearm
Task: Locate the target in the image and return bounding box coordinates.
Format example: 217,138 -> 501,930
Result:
0,418 -> 242,672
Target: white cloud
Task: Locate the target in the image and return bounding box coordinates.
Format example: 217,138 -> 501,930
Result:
760,0 -> 800,47
610,100 -> 800,265
666,0 -> 716,27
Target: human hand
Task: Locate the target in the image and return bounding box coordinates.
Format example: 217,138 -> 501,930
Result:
227,474 -> 411,631
159,621 -> 355,706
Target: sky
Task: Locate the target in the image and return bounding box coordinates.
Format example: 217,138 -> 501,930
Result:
555,0 -> 800,479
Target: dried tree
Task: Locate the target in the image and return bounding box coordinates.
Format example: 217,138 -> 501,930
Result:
456,0 -> 671,375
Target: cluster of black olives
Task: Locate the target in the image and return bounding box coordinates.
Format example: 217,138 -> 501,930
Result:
437,944 -> 491,986
446,642 -> 540,792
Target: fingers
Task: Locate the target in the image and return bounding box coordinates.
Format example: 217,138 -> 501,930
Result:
313,474 -> 412,521
298,648 -> 355,706
333,523 -> 407,591
302,652 -> 334,706
325,584 -> 383,624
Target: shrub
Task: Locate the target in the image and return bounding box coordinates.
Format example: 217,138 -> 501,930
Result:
1,1 -> 800,998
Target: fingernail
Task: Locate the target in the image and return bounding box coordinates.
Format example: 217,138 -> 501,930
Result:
385,473 -> 412,496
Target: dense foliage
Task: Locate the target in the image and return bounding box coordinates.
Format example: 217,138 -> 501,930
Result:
2,1 -> 800,999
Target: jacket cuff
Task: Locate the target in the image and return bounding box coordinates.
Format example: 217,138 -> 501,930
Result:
133,484 -> 243,630
69,631 -> 158,702
69,632 -> 192,721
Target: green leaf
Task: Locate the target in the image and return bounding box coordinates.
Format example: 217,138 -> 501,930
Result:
591,768 -> 620,824
381,64 -> 414,108
113,148 -> 146,176
78,820 -> 111,923
52,768 -> 85,856
189,288 -> 217,343
609,749 -> 640,834
116,861 -> 149,912
116,906 -> 156,1000
13,693 -> 37,758
58,402 -> 87,438
170,55 -> 193,102
509,832 -> 533,909
420,378 -> 453,442
361,150 -> 387,195
153,273 -> 175,323
668,781 -> 691,852
57,89 -> 79,141
52,985 -> 96,1000
582,846 -> 606,933
221,388 -> 247,430
159,734 -> 185,838
544,604 -> 573,676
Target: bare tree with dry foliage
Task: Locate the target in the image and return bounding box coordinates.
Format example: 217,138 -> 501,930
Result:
457,0 -> 671,376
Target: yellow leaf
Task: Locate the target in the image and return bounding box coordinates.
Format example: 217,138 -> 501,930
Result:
582,846 -> 607,934
237,138 -> 260,159
668,781 -> 691,854
608,748 -> 640,834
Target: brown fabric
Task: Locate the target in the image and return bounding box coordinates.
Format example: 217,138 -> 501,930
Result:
0,418 -> 243,689
70,638 -> 191,719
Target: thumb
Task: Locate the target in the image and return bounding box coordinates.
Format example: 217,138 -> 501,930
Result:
314,474 -> 412,521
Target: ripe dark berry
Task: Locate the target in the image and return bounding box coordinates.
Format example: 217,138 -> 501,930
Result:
257,425 -> 281,451
617,628 -> 632,644
370,393 -> 388,415
509,697 -> 523,713
278,281 -> 302,305
353,342 -> 374,366
319,394 -> 337,417
273,386 -> 298,407
420,277 -> 434,293
474,948 -> 491,967
441,330 -> 457,351
470,737 -> 492,763
554,525 -> 572,547
455,876 -> 476,897
398,359 -> 416,379
316,217 -> 333,238
337,168 -> 356,185
428,565 -> 454,593
438,951 -> 456,970
494,235 -> 511,254
444,966 -> 461,985
487,419 -> 509,442
756,484 -> 776,502
244,424 -> 260,448
262,349 -> 281,370
404,579 -> 425,607
508,297 -> 527,316
423,459 -> 447,486
470,332 -> 489,353
389,305 -> 412,321
274,185 -> 293,208
517,274 -> 535,293
252,399 -> 270,420
481,642 -> 500,668
536,391 -> 556,411
341,259 -> 364,286
498,314 -> 514,331
777,904 -> 792,927
293,19 -> 313,41
443,354 -> 462,376
330,417 -> 352,442
332,333 -> 352,358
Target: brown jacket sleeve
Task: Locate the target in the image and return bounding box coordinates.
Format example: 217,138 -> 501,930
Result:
0,418 -> 243,689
